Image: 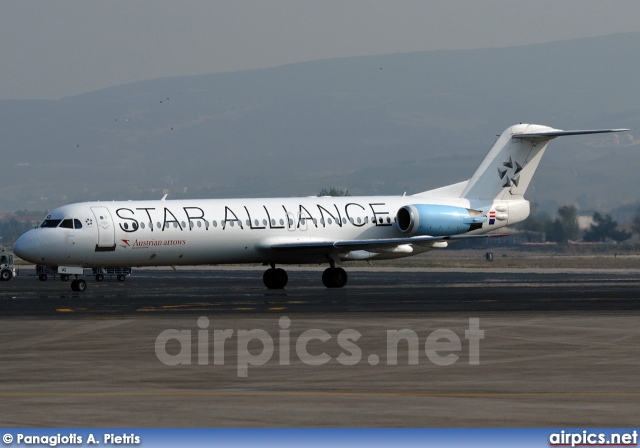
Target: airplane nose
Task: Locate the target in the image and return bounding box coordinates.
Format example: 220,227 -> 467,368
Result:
14,231 -> 42,263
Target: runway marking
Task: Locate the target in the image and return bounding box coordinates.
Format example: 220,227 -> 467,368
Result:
2,391 -> 639,399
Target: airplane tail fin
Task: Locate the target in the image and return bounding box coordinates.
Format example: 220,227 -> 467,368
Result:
459,124 -> 628,201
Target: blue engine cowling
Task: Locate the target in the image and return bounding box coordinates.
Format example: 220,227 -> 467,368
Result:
396,204 -> 486,236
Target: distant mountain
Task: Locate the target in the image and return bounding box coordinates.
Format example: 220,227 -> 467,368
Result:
1,32 -> 639,215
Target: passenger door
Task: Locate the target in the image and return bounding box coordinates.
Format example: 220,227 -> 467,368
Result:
91,206 -> 116,249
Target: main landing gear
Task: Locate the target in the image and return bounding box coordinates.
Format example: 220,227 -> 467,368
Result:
262,262 -> 348,289
322,256 -> 347,288
321,267 -> 348,288
263,263 -> 288,289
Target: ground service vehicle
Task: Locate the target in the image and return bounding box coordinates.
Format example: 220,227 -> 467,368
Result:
0,248 -> 16,281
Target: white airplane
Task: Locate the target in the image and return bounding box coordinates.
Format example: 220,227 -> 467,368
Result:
14,124 -> 627,292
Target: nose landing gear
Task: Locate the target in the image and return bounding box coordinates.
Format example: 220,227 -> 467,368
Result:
70,277 -> 87,292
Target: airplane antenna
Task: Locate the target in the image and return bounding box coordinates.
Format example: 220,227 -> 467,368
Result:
161,194 -> 168,201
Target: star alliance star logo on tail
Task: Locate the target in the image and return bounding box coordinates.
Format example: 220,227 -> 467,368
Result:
497,156 -> 523,188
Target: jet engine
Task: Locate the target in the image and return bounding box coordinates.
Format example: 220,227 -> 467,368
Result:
396,204 -> 486,237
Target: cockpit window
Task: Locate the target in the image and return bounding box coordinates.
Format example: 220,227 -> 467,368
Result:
59,219 -> 74,229
40,218 -> 83,229
40,219 -> 62,228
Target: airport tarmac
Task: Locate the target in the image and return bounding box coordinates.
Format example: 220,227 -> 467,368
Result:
0,267 -> 639,427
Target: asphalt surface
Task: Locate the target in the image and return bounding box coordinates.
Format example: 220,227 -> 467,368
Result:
1,267 -> 640,315
1,267 -> 639,427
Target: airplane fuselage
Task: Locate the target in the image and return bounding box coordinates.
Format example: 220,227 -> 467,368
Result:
17,195 -> 515,268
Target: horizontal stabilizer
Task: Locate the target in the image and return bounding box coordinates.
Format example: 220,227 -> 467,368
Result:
513,128 -> 629,140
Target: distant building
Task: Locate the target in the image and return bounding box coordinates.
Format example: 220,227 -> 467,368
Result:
577,215 -> 594,230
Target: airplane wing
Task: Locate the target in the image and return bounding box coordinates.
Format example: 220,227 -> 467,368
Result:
265,233 -> 508,253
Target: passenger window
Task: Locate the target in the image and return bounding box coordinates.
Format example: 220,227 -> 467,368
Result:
59,219 -> 74,229
73,219 -> 83,229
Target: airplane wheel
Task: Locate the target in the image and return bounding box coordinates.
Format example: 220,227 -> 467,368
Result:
71,279 -> 87,292
96,274 -> 104,281
263,268 -> 288,289
0,269 -> 11,281
39,274 -> 48,281
322,267 -> 348,288
274,268 -> 288,288
263,269 -> 275,288
60,274 -> 70,281
321,269 -> 333,287
117,274 -> 126,282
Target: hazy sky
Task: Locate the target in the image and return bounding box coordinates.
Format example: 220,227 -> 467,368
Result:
3,0 -> 640,100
